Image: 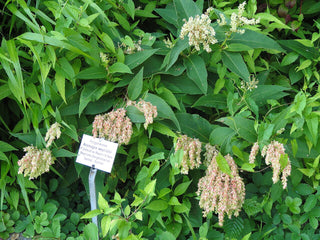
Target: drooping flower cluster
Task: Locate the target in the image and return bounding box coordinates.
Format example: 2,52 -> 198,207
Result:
249,141 -> 259,164
249,140 -> 291,189
127,99 -> 158,129
45,122 -> 61,148
18,122 -> 62,179
203,143 -> 219,166
180,8 -> 218,52
92,108 -> 133,145
197,150 -> 245,226
261,140 -> 291,189
18,146 -> 55,180
174,135 -> 202,174
229,2 -> 260,34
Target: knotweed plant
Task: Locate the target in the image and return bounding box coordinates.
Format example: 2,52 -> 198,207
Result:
45,122 -> 61,148
197,150 -> 245,226
92,108 -> 133,145
174,135 -> 202,174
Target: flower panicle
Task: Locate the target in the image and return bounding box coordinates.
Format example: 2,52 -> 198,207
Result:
197,147 -> 245,226
180,9 -> 218,52
175,135 -> 202,174
92,108 -> 133,145
18,146 -> 55,180
261,140 -> 291,189
45,122 -> 61,148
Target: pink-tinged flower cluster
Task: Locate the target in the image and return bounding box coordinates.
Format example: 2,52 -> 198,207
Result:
18,146 -> 55,180
92,108 -> 133,145
197,150 -> 245,226
249,142 -> 259,164
180,8 -> 218,52
45,122 -> 61,148
175,135 -> 202,174
261,140 -> 291,189
203,143 -> 219,166
127,100 -> 157,129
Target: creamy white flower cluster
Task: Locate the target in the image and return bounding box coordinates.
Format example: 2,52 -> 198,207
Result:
180,8 -> 218,52
240,76 -> 259,91
218,1 -> 260,34
18,122 -> 61,179
249,141 -> 291,189
197,145 -> 245,226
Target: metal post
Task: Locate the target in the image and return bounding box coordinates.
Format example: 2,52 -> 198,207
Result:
89,165 -> 98,226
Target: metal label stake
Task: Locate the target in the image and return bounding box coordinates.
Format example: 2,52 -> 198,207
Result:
89,165 -> 98,226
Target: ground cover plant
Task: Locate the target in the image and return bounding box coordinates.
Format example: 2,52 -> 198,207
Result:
1,0 -> 320,239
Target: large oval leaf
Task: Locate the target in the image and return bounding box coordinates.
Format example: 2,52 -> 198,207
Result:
221,51 -> 250,82
145,93 -> 180,131
183,55 -> 208,94
176,113 -> 213,142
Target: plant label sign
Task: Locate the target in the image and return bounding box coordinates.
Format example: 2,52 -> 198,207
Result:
76,134 -> 118,173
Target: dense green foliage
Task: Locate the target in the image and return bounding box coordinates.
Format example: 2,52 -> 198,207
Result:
1,0 -> 320,239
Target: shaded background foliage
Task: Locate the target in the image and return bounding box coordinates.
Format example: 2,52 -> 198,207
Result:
1,0 -> 320,239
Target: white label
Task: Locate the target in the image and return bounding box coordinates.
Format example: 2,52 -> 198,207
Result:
76,134 -> 118,173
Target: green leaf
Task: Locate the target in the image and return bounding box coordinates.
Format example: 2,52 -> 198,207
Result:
79,82 -> 106,116
162,38 -> 188,71
304,195 -> 317,212
216,153 -> 232,177
218,116 -> 257,143
100,32 -> 116,53
176,113 -> 213,142
209,127 -> 235,150
0,39 -> 25,103
228,30 -> 284,52
306,115 -> 318,145
295,183 -> 314,196
173,0 -> 201,26
0,141 -> 17,152
145,200 -> 168,211
174,180 -> 192,196
83,223 -> 99,240
192,94 -> 227,109
128,67 -> 143,100
221,51 -> 250,82
145,93 -> 180,131
0,84 -> 11,101
183,55 -> 207,94
55,70 -> 66,103
152,122 -> 177,137
281,52 -> 299,66
138,134 -> 148,163
251,85 -> 290,106
278,40 -> 319,60
125,49 -> 159,69
155,4 -> 179,28
109,62 -> 132,74
81,209 -> 101,219
156,87 -> 181,110
126,105 -> 145,123
76,67 -> 107,80
113,11 -> 130,31
19,32 -> 93,59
